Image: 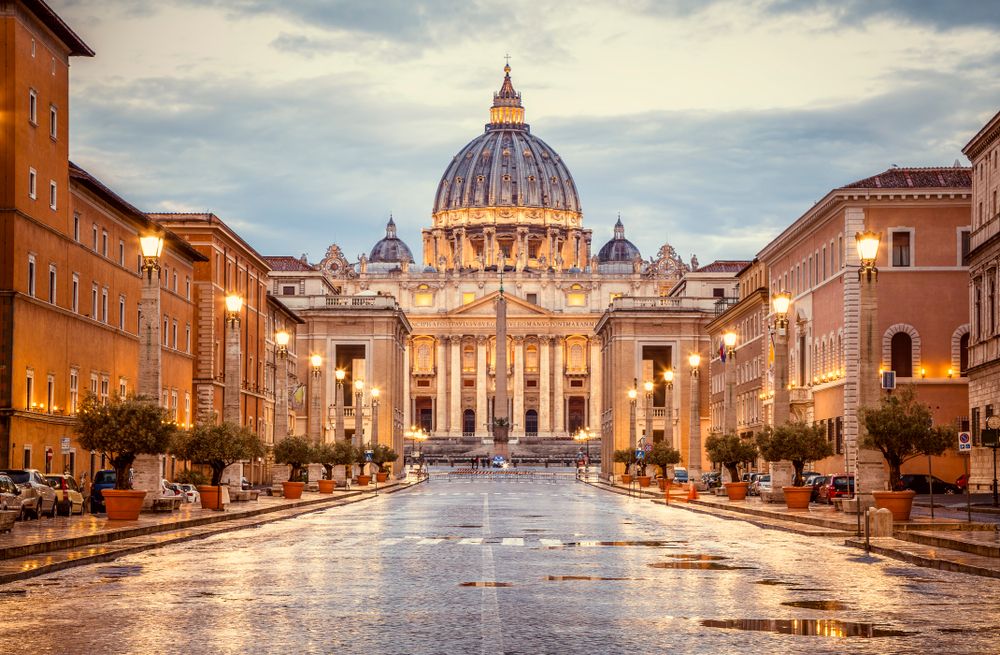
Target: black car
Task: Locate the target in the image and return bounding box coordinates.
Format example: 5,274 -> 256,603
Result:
897,474 -> 960,495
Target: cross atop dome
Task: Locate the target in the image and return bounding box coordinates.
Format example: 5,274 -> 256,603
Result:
490,60 -> 526,129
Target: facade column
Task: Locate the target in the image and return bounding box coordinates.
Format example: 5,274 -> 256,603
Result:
222,304 -> 243,488
689,356 -> 702,480
664,378 -> 674,449
449,336 -> 462,437
513,337 -> 525,437
553,337 -> 564,435
774,320 -> 791,427
402,338 -> 411,431
476,336 -> 488,437
589,339 -> 601,430
133,261 -> 163,509
308,362 -> 322,441
274,354 -> 288,442
435,338 -> 447,435
539,336 -> 551,435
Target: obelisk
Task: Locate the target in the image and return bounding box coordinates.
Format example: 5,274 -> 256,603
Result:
494,254 -> 510,457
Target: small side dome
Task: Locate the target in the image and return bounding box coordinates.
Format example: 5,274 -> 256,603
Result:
597,216 -> 641,263
369,216 -> 414,263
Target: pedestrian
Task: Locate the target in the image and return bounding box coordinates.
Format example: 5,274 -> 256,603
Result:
80,472 -> 91,515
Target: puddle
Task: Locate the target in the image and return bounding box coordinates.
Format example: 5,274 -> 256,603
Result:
98,565 -> 143,578
460,582 -> 513,588
664,554 -> 729,561
0,589 -> 27,596
781,600 -> 849,611
449,525 -> 481,529
545,576 -> 642,581
523,529 -> 547,533
702,618 -> 911,638
649,562 -> 756,571
755,579 -> 798,586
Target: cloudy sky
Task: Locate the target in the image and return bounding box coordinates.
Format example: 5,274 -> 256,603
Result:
57,0 -> 1000,265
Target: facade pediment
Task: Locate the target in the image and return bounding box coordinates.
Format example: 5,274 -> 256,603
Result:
447,291 -> 551,317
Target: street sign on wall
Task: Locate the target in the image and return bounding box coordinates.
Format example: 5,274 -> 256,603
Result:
958,431 -> 972,452
60,437 -> 71,454
881,371 -> 896,390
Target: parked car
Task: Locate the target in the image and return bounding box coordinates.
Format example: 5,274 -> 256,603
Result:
491,455 -> 507,469
897,474 -> 961,495
44,474 -> 84,515
0,469 -> 57,519
702,472 -> 721,488
818,474 -> 854,504
673,467 -> 689,484
747,473 -> 766,495
808,475 -> 829,502
750,474 -> 771,496
90,469 -> 116,513
177,484 -> 200,504
161,479 -> 183,498
741,471 -> 759,484
0,474 -> 25,515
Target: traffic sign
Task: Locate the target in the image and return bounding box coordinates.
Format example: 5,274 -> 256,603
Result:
958,431 -> 972,452
60,437 -> 71,454
635,449 -> 645,460
364,450 -> 374,462
644,442 -> 653,452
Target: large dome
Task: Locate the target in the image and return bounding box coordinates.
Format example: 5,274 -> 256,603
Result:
432,65 -> 580,215
597,217 -> 640,262
369,217 -> 413,263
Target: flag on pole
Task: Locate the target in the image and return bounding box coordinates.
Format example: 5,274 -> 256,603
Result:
768,332 -> 775,365
719,341 -> 726,363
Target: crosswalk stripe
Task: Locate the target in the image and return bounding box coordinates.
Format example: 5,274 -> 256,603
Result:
539,539 -> 563,547
501,538 -> 524,546
458,537 -> 483,545
417,538 -> 443,545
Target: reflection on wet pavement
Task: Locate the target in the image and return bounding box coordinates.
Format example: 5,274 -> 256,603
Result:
1,472 -> 998,654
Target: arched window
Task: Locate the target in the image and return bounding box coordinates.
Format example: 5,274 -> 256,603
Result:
525,409 -> 538,435
891,332 -> 913,377
960,332 -> 970,376
463,409 -> 476,435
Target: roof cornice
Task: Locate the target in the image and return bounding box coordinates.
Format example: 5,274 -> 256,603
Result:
963,110 -> 1000,160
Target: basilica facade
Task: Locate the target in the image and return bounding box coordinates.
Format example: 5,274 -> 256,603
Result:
269,66 -> 729,461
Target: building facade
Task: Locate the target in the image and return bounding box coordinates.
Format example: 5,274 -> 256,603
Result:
964,110 -> 1000,491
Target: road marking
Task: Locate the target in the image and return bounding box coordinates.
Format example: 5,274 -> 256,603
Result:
459,537 -> 483,545
417,538 -> 443,545
501,538 -> 524,546
539,539 -> 563,547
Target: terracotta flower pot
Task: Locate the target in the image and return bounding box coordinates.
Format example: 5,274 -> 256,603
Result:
724,482 -> 749,501
317,479 -> 335,494
357,475 -> 371,486
637,476 -> 651,488
102,489 -> 146,520
376,472 -> 388,483
197,485 -> 221,510
782,485 -> 812,510
282,481 -> 305,499
872,490 -> 916,522
621,474 -> 633,485
658,478 -> 669,491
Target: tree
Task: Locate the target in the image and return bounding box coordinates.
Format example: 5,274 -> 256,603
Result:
171,421 -> 266,486
273,436 -> 314,482
755,422 -> 834,486
704,432 -> 758,483
860,385 -> 953,491
75,394 -> 176,491
313,441 -> 354,480
612,449 -> 637,475
372,443 -> 399,474
645,442 -> 682,479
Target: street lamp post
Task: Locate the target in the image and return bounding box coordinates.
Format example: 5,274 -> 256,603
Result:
222,293 -> 244,489
663,370 -> 674,449
573,427 -> 594,470
855,229 -> 885,528
628,379 -> 638,449
371,387 -> 380,445
688,353 -> 702,481
404,425 -> 428,475
309,354 -> 322,442
643,380 -> 654,445
334,369 -> 346,441
135,234 -> 165,508
722,331 -> 738,482
771,291 -> 792,427
353,379 -> 364,482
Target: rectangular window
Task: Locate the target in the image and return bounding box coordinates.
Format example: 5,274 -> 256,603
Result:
282,285 -> 296,296
48,264 -> 56,304
185,324 -> 191,353
46,374 -> 54,413
119,295 -> 126,330
73,213 -> 80,241
172,321 -> 178,348
119,377 -> 127,399
92,225 -> 98,251
49,105 -> 57,139
90,372 -> 98,396
102,231 -> 108,257
462,292 -> 476,305
27,255 -> 36,297
172,272 -> 178,292
25,369 -> 34,409
891,231 -> 911,267
23,447 -> 31,469
101,288 -> 108,323
49,181 -> 57,210
100,376 -> 109,404
91,285 -> 98,319
170,391 -> 178,420
526,293 -> 538,304
71,274 -> 79,313
119,240 -> 125,266
163,317 -> 168,345
185,277 -> 191,300
28,89 -> 37,124
184,392 -> 191,426
28,168 -> 37,199
69,368 -> 79,414
960,228 -> 971,266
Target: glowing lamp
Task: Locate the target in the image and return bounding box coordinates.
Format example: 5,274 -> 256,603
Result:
688,353 -> 701,368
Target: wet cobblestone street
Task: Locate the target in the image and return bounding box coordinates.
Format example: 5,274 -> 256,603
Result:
2,472 -> 999,654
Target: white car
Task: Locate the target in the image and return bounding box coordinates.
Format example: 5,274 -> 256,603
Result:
161,479 -> 183,498
177,483 -> 200,504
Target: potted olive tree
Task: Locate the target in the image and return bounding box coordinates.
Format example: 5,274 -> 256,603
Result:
646,442 -> 682,491
312,442 -> 337,493
705,432 -> 758,501
356,444 -> 373,486
172,421 -> 266,510
612,449 -> 637,485
273,436 -> 313,499
861,386 -> 952,521
75,394 -> 176,520
372,443 -> 399,483
755,423 -> 832,509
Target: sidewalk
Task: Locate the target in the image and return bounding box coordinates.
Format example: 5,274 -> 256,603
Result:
585,477 -> 1000,578
0,478 -> 422,584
